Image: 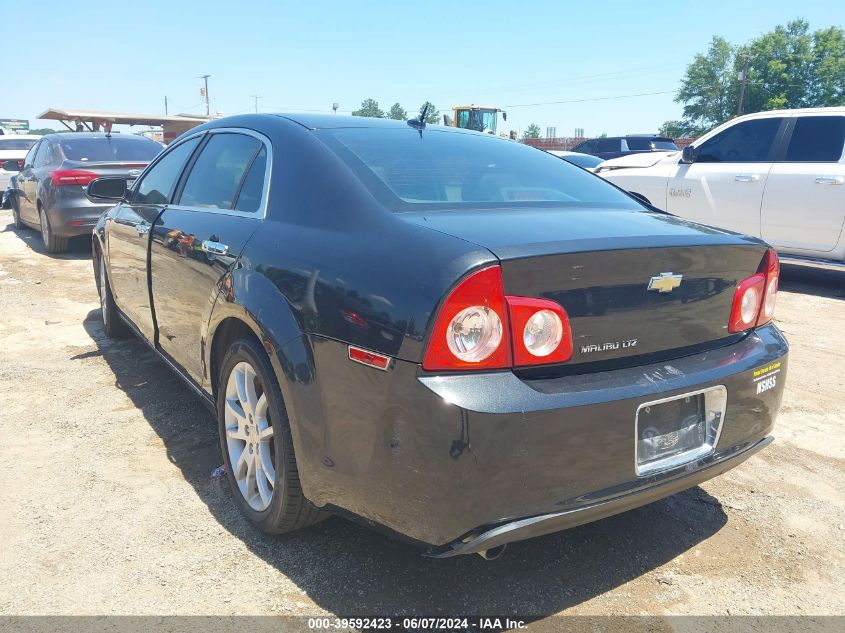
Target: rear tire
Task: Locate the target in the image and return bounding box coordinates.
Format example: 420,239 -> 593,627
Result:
98,252 -> 130,338
217,337 -> 322,534
39,206 -> 68,254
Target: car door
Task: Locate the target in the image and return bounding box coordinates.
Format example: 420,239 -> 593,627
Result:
761,115 -> 845,254
666,117 -> 786,238
106,135 -> 203,342
17,140 -> 43,223
149,129 -> 269,386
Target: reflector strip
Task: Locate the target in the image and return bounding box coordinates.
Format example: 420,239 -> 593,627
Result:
348,346 -> 391,371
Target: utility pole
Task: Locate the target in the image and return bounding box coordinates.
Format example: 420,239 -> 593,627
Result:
198,74 -> 211,116
736,54 -> 753,116
251,94 -> 262,113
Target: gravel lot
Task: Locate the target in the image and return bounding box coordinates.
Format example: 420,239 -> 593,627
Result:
0,207 -> 843,618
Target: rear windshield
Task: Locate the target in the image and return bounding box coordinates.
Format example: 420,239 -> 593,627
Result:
59,136 -> 162,162
0,138 -> 37,151
560,153 -> 604,169
626,138 -> 678,151
318,128 -> 642,212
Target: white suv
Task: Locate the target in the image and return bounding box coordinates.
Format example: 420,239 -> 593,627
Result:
597,107 -> 845,269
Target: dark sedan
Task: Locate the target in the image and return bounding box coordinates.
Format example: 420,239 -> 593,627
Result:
89,114 -> 787,559
571,135 -> 678,160
5,132 -> 162,252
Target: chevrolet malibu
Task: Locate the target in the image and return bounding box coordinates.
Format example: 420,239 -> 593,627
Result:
89,114 -> 788,558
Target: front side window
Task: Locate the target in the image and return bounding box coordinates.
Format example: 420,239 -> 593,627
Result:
32,141 -> 49,167
134,136 -> 201,205
595,139 -> 619,153
696,118 -> 783,163
785,116 -> 845,162
23,142 -> 40,168
318,128 -> 642,212
178,133 -> 260,210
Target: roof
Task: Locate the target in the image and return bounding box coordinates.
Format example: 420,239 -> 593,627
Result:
739,106 -> 845,117
38,107 -> 212,126
0,134 -> 41,141
273,113 -> 469,133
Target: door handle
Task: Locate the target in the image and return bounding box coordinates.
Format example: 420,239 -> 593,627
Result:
201,240 -> 229,255
136,222 -> 150,235
734,174 -> 759,182
815,177 -> 843,185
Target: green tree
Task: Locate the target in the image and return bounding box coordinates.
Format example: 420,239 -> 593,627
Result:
352,98 -> 384,118
673,20 -> 845,134
523,123 -> 541,139
387,103 -> 407,120
675,36 -> 738,136
657,120 -> 689,138
418,102 -> 440,124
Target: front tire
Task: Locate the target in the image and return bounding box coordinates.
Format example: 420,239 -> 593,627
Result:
98,252 -> 130,338
217,337 -> 321,534
39,207 -> 68,254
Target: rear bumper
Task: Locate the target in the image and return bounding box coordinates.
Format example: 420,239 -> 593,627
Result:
430,436 -> 772,557
43,186 -> 112,237
289,324 -> 788,550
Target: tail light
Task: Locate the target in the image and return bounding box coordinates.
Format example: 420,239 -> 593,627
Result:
50,169 -> 99,186
422,266 -> 511,371
728,248 -> 779,333
507,296 -> 573,366
422,265 -> 573,371
757,248 -> 779,326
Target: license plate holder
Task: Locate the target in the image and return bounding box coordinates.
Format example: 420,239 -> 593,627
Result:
635,386 -> 727,476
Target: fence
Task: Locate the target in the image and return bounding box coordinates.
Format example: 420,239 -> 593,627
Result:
521,137 -> 695,151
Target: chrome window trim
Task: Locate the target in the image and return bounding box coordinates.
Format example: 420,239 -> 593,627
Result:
634,385 -> 727,477
167,127 -> 273,220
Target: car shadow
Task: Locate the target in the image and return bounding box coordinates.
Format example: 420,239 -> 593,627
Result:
1,217 -> 91,260
81,311 -> 728,616
779,265 -> 844,300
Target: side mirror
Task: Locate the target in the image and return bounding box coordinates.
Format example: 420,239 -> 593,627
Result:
680,145 -> 698,164
502,110 -> 507,122
2,159 -> 20,172
87,177 -> 128,201
443,114 -> 453,127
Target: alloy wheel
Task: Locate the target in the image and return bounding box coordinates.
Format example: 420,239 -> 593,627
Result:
224,361 -> 276,511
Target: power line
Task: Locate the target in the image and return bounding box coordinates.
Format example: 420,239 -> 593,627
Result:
505,90 -> 676,108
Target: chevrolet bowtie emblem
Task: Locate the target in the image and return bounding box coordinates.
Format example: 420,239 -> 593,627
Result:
648,272 -> 683,293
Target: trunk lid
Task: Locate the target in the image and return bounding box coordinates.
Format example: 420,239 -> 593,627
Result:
405,207 -> 769,368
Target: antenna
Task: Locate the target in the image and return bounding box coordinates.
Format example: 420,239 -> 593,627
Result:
407,103 -> 429,137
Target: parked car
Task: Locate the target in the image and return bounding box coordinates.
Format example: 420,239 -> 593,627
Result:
571,135 -> 678,160
3,133 -> 162,252
597,108 -> 845,269
0,134 -> 39,203
547,150 -> 604,171
89,114 -> 787,559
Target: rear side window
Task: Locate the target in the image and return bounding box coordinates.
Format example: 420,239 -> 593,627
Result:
134,136 -> 201,205
696,118 -> 783,163
233,147 -> 267,213
785,116 -> 845,162
0,138 -> 37,151
59,136 -> 162,162
179,133 -> 260,210
318,128 -> 642,211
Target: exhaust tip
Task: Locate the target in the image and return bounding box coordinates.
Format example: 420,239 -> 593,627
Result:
477,544 -> 507,560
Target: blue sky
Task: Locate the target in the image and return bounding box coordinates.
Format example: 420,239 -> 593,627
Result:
4,0 -> 842,136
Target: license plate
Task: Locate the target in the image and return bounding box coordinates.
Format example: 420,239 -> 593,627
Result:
635,386 -> 727,476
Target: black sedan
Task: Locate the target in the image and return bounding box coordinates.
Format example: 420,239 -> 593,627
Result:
89,114 -> 788,559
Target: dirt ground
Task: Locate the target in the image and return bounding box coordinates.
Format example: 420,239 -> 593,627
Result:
0,207 -> 843,619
